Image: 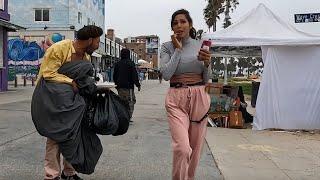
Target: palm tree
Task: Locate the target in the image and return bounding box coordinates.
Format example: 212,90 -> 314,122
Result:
204,0 -> 239,84
203,0 -> 239,31
196,29 -> 204,40
211,57 -> 224,77
237,57 -> 248,76
223,0 -> 239,28
204,0 -> 240,83
255,57 -> 264,75
203,0 -> 224,32
227,57 -> 237,76
246,57 -> 257,76
256,57 -> 264,66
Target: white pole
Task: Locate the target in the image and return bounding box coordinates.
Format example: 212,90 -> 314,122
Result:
224,57 -> 228,85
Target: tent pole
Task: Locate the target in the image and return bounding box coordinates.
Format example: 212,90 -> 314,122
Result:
224,57 -> 228,85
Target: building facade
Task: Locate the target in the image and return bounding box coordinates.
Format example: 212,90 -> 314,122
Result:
9,0 -> 105,38
7,1 -> 138,84
0,0 -> 24,91
7,0 -> 106,83
105,29 -> 138,67
123,35 -> 159,69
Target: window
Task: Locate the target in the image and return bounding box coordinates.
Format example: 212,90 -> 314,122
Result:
35,9 -> 50,21
35,10 -> 42,21
78,12 -> 82,24
87,18 -> 91,25
43,9 -> 49,21
106,44 -> 110,54
111,47 -> 115,55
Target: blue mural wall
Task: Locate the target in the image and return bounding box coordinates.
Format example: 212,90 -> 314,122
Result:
7,33 -> 63,81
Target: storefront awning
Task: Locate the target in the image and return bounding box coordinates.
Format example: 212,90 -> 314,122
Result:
0,19 -> 25,31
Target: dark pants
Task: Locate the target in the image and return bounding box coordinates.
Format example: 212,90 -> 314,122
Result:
117,88 -> 136,119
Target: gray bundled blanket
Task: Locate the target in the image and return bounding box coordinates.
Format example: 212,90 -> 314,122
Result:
31,60 -> 102,174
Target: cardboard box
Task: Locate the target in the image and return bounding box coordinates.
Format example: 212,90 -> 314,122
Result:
229,111 -> 243,128
205,83 -> 223,95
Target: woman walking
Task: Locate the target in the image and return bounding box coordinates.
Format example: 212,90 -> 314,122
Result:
160,9 -> 212,180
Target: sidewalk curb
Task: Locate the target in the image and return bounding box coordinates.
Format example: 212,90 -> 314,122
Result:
205,138 -> 225,180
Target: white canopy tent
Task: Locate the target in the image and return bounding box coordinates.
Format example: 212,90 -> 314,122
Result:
138,59 -> 148,64
203,3 -> 320,46
203,3 -> 320,130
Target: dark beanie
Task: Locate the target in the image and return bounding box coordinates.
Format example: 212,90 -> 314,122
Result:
121,49 -> 130,59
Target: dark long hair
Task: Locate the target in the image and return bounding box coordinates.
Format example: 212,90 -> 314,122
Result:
171,9 -> 196,39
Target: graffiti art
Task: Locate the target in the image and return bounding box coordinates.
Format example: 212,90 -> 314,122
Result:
7,33 -> 63,81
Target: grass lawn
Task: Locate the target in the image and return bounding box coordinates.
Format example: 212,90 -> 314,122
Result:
230,82 -> 252,95
217,78 -> 252,95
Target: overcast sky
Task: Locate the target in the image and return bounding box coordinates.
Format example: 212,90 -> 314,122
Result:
105,0 -> 320,43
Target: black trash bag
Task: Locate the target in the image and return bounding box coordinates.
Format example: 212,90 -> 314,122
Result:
31,60 -> 102,174
93,93 -> 119,135
90,90 -> 130,136
110,91 -> 130,136
58,124 -> 102,174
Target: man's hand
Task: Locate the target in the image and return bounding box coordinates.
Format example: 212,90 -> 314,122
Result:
72,80 -> 79,93
138,86 -> 141,91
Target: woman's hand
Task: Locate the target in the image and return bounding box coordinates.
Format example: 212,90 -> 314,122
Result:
171,34 -> 182,49
198,49 -> 212,67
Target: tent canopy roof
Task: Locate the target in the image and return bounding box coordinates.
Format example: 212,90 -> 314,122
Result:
203,3 -> 320,46
138,59 -> 148,64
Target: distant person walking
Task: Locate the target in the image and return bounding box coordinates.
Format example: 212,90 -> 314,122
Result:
139,71 -> 144,82
159,72 -> 163,84
113,49 -> 141,122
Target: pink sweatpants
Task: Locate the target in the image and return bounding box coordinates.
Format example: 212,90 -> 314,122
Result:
165,85 -> 210,180
44,138 -> 75,179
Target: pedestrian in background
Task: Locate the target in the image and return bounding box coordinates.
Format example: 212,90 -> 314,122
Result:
160,9 -> 212,180
113,48 -> 141,122
158,72 -> 163,84
139,71 -> 144,82
106,66 -> 112,82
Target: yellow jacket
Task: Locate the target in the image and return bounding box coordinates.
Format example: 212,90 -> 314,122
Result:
36,39 -> 90,85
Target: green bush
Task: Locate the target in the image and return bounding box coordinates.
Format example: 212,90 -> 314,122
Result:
230,82 -> 252,95
216,78 -> 252,95
231,77 -> 249,82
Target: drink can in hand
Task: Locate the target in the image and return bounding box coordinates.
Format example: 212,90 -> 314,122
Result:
201,40 -> 212,51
